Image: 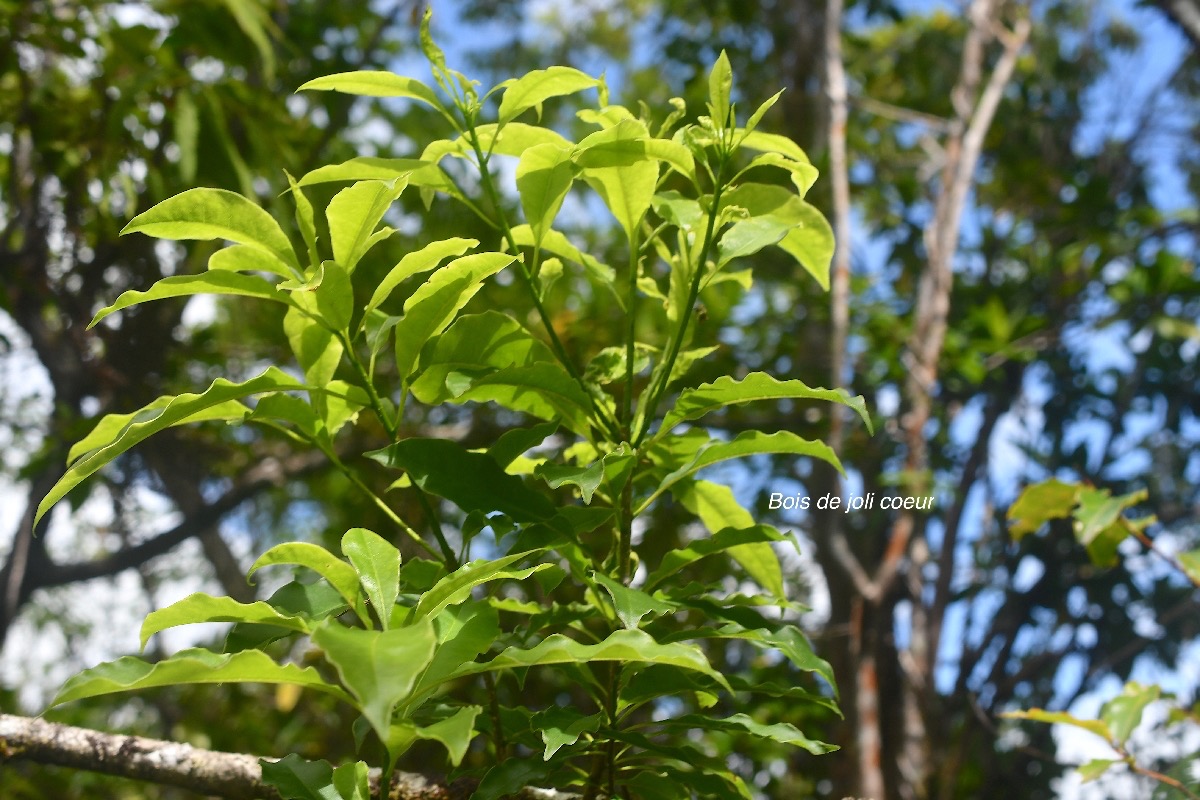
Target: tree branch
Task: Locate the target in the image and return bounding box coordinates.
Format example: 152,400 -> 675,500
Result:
0,714 -> 579,800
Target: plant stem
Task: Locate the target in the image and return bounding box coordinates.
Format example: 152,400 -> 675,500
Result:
622,231 -> 640,436
633,160 -> 727,446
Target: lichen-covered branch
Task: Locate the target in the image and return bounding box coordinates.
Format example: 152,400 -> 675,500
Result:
0,714 -> 578,800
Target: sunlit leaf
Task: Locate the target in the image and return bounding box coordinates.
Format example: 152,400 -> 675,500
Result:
121,187 -> 297,269
51,648 -> 350,707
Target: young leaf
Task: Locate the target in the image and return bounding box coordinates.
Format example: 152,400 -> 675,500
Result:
515,143 -> 576,243
122,187 -> 297,270
208,243 -> 297,279
248,542 -> 364,614
90,272 -> 292,329
738,129 -> 811,162
656,372 -> 872,440
140,594 -> 310,650
1007,478 -> 1082,539
341,528 -> 401,630
1100,682 -> 1160,745
392,253 -> 516,379
574,120 -> 659,241
326,179 -> 406,273
50,648 -> 351,707
363,238 -> 478,319
284,306 -> 343,385
409,311 -> 554,403
1001,709 -> 1115,742
311,618 -> 437,741
370,438 -> 557,522
38,368 -> 304,524
1077,759 -> 1122,783
592,571 -> 676,629
497,66 -> 598,125
285,172 -> 320,272
442,363 -> 596,437
418,602 -> 502,692
292,260 -> 354,333
298,71 -> 445,112
707,51 -> 733,128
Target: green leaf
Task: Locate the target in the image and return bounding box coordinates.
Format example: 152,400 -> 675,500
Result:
777,201 -> 835,289
1077,759 -> 1122,783
298,71 -> 445,113
90,272 -> 291,328
389,706 -> 480,766
414,552 -> 549,622
297,157 -> 448,191
248,542 -> 363,615
331,762 -> 370,800
174,91 -> 199,183
311,618 -> 437,741
738,129 -> 812,163
285,172 -> 320,271
645,525 -> 786,592
284,306 -> 343,386
409,311 -> 553,403
450,363 -> 595,436
1001,709 -> 1115,741
531,706 -> 601,759
1007,479 -> 1082,539
708,51 -> 733,127
121,188 -> 297,270
1179,549 -> 1200,585
363,238 -> 478,319
645,431 -> 845,513
67,399 -> 250,465
208,244 -> 296,280
140,594 -> 310,650
672,480 -> 784,598
486,421 -> 559,468
260,754 -> 341,800
510,225 -> 616,292
291,260 -> 354,333
225,580 -> 348,653
326,180 -> 405,274
1101,682 -> 1160,745
574,120 -> 659,241
535,460 -> 604,503
717,216 -> 793,265
656,372 -> 873,441
392,253 -> 516,379
497,66 -> 598,125
341,528 -> 401,630
741,90 -> 784,138
736,151 -> 819,197
418,602 -> 501,693
592,571 -> 676,629
1075,484 -> 1147,566
516,143 -> 576,243
38,368 -> 303,524
452,629 -> 730,690
688,624 -> 835,693
370,438 -> 557,522
668,713 -> 837,755
50,648 -> 350,707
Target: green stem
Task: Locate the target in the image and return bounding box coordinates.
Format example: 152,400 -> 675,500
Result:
413,485 -> 456,565
633,160 -> 727,446
622,231 -> 640,435
327,451 -> 436,558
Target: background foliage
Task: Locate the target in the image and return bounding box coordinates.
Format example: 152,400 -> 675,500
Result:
1,0 -> 1197,799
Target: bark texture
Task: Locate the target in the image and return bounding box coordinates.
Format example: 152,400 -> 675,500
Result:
0,713 -> 577,800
